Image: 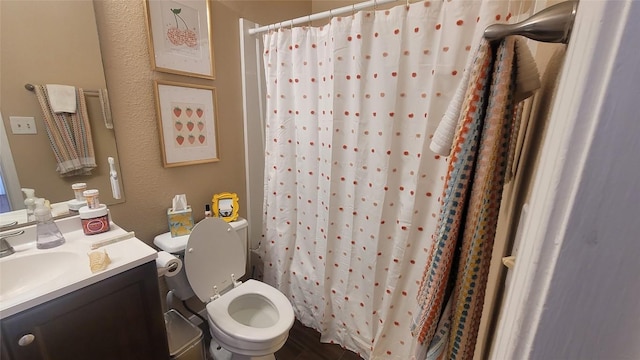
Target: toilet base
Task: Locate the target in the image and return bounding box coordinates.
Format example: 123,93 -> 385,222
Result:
209,340 -> 275,360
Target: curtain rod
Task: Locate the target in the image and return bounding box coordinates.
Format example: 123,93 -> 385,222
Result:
250,0 -> 577,44
248,0 -> 398,35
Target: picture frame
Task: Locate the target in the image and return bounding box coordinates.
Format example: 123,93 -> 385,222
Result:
212,192 -> 239,222
144,0 -> 215,79
154,80 -> 219,167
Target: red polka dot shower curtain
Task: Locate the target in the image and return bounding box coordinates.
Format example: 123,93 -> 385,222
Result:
260,1 -> 510,358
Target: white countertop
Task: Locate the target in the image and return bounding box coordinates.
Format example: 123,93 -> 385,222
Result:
0,216 -> 157,319
0,202 -> 71,228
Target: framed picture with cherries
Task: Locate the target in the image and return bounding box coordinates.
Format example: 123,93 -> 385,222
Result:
144,0 -> 215,79
154,80 -> 219,167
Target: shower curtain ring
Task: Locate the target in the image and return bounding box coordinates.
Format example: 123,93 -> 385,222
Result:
308,15 -> 312,27
291,20 -> 294,29
374,0 -> 377,11
352,4 -> 356,17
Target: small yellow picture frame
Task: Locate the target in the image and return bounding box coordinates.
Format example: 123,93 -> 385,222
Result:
212,192 -> 239,222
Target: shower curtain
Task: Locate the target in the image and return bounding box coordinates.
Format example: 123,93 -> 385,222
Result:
260,1 -> 510,358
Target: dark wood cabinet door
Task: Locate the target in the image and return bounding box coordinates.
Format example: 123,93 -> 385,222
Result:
1,262 -> 169,360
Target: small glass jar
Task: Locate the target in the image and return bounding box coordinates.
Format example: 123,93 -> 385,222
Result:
83,189 -> 100,209
72,183 -> 87,201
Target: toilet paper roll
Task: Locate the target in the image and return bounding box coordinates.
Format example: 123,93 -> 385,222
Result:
156,251 -> 182,277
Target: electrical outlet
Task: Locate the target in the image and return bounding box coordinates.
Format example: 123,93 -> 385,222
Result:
9,116 -> 37,135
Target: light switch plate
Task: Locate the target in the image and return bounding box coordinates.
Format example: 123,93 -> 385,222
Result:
9,116 -> 37,134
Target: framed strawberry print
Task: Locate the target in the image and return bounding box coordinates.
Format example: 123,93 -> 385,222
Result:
144,0 -> 215,79
154,80 -> 219,167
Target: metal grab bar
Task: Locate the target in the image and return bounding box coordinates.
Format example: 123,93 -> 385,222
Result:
484,1 -> 578,44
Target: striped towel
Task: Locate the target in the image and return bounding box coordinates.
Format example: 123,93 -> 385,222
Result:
412,36 -> 521,359
34,85 -> 97,176
429,37 -> 539,157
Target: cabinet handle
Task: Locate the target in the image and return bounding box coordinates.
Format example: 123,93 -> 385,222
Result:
18,334 -> 35,346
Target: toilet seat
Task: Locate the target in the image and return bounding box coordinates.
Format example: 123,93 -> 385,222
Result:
184,218 -> 246,302
206,279 -> 294,343
183,218 -> 294,358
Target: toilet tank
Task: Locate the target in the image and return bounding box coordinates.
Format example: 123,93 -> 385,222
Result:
154,217 -> 249,255
228,218 -> 251,278
229,218 -> 248,254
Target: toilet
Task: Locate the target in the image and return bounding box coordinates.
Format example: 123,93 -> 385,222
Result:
156,217 -> 294,360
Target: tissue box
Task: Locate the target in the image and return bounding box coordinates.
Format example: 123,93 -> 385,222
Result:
167,206 -> 194,237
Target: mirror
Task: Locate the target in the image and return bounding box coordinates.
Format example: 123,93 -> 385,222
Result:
0,0 -> 125,228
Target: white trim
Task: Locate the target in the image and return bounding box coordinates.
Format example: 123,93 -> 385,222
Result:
239,18 -> 267,259
490,1 -> 633,358
0,111 -> 23,211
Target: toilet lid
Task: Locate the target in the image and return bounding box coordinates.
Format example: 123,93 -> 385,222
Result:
184,218 -> 246,302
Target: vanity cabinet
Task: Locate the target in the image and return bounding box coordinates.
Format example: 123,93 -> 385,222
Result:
0,261 -> 169,360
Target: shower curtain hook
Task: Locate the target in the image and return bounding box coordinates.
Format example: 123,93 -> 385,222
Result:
308,14 -> 312,27
291,19 -> 294,30
374,0 -> 377,11
352,4 -> 356,17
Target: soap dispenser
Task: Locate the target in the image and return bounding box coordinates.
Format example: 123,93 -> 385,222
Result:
35,198 -> 66,249
22,188 -> 37,222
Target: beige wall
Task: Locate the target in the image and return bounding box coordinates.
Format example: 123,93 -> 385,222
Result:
0,1 -> 123,208
91,0 -> 310,245
0,0 -> 385,244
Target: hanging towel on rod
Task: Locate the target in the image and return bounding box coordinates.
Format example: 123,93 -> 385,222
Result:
98,88 -> 113,129
45,84 -> 77,113
33,84 -> 97,176
412,36 -> 527,359
429,37 -> 540,156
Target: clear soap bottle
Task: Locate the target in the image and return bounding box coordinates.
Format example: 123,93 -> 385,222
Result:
35,199 -> 66,249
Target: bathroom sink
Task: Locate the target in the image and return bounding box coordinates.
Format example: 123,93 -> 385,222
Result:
0,215 -> 159,319
0,251 -> 81,301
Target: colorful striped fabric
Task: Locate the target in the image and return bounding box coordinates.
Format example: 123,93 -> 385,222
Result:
34,85 -> 97,176
412,36 -> 521,359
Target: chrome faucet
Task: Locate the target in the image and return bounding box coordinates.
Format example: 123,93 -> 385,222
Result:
0,238 -> 14,258
0,230 -> 25,258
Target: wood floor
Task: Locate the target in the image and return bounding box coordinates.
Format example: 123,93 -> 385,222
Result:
202,319 -> 362,360
276,320 -> 363,360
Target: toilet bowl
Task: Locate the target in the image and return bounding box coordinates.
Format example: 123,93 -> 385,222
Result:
183,217 -> 294,360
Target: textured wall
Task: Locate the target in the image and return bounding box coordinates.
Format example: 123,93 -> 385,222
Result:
92,0 -> 310,244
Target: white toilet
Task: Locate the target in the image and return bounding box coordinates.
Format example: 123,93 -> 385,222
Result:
159,217 -> 294,360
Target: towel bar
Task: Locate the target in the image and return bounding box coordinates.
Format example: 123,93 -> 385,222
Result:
24,83 -> 99,96
484,1 -> 578,44
24,83 -> 113,130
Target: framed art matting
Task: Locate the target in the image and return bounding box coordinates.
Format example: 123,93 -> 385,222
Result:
144,0 -> 215,79
154,80 -> 219,167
